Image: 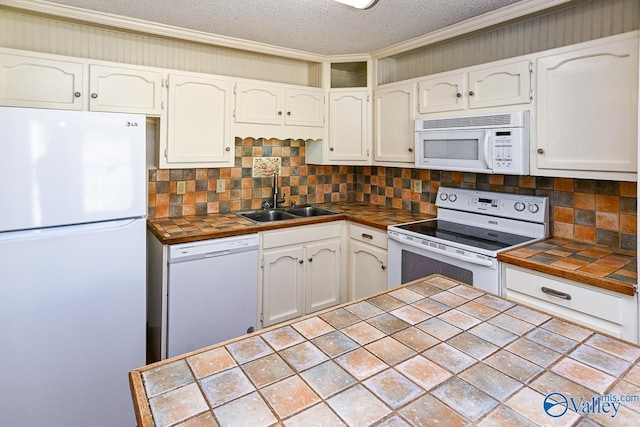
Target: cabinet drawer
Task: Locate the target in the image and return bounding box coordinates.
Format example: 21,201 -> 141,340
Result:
504,266 -> 626,325
349,223 -> 387,249
262,222 -> 342,249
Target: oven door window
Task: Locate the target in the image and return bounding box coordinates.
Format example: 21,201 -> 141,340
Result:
401,250 -> 472,285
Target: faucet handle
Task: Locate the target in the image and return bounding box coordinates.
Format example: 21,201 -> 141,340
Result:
262,201 -> 272,209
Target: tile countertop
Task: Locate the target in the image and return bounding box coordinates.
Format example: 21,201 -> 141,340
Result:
130,274 -> 640,427
498,238 -> 637,296
147,202 -> 432,245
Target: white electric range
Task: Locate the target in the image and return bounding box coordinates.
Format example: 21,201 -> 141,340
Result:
388,187 -> 549,295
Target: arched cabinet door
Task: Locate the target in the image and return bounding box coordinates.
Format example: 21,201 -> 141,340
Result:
534,33 -> 638,180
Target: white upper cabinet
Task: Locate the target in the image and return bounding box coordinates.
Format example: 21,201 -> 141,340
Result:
416,72 -> 465,114
284,87 -> 324,127
0,53 -> 83,110
0,51 -> 165,115
88,64 -> 163,115
328,91 -> 369,162
164,73 -> 234,168
534,32 -> 638,181
234,81 -> 282,125
374,82 -> 416,164
233,81 -> 324,139
467,60 -> 532,109
417,59 -> 532,115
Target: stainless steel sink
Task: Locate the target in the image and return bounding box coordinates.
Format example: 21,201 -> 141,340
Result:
238,205 -> 338,222
239,209 -> 297,222
283,205 -> 337,217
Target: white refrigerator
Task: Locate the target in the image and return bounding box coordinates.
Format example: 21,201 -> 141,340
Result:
0,107 -> 146,426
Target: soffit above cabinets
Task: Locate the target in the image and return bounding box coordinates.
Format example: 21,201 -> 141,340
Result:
9,0 -> 529,56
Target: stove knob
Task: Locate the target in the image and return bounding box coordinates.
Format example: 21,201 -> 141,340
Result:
448,194 -> 457,202
528,203 -> 540,213
439,193 -> 448,201
514,202 -> 526,211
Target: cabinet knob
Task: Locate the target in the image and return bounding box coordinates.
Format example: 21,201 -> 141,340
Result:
381,265 -> 386,270
91,93 -> 98,99
468,91 -> 475,96
287,111 -> 291,116
408,147 -> 414,153
329,147 -> 334,152
456,92 -> 462,98
278,111 -> 283,116
298,259 -> 304,264
537,148 -> 544,154
225,147 -> 231,152
74,92 -> 81,98
362,233 -> 373,240
308,258 -> 313,262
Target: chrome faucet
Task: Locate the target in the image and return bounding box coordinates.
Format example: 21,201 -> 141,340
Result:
271,173 -> 285,208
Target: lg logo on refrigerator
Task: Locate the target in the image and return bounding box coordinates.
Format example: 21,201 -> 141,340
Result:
126,121 -> 139,127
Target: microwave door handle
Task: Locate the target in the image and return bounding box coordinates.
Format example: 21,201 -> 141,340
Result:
483,131 -> 491,169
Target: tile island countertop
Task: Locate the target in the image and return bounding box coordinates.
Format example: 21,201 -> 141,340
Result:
130,274 -> 640,426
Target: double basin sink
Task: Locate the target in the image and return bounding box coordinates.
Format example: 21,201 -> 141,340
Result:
239,205 -> 338,223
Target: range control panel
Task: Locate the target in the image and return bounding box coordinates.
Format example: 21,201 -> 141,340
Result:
436,186 -> 548,223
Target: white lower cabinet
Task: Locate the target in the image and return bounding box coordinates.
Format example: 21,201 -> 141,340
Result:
503,265 -> 638,343
349,223 -> 388,300
260,222 -> 344,327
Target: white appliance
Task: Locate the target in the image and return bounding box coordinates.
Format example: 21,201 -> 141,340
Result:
0,107 -> 146,427
415,111 -> 529,174
164,234 -> 259,359
388,187 -> 548,295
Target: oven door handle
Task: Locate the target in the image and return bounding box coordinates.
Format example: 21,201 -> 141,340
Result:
483,130 -> 491,169
393,235 -> 494,267
442,248 -> 494,267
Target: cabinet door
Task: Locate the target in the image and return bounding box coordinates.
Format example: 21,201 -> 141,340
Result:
417,72 -> 465,114
165,74 -> 234,167
305,240 -> 341,314
0,54 -> 83,110
467,60 -> 531,109
234,81 -> 282,125
89,65 -> 163,115
262,247 -> 304,327
284,87 -> 324,127
328,91 -> 369,161
374,83 -> 415,163
349,240 -> 387,300
536,37 -> 638,175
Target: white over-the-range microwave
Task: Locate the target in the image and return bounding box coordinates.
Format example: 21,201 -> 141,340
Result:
415,111 -> 529,175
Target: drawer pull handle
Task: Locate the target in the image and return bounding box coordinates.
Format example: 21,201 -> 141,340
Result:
362,233 -> 373,240
541,287 -> 572,300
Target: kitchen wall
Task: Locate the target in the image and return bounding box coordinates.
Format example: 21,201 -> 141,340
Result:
148,138 -> 355,218
148,139 -> 637,251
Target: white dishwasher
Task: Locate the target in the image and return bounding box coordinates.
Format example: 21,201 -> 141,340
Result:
167,233 -> 259,358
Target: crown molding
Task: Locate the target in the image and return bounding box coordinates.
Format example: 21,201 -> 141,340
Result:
371,0 -> 572,58
2,0 -> 569,63
0,0 -> 329,62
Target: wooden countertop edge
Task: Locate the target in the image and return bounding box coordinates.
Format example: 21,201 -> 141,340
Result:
499,254 -> 636,296
129,371 -> 153,426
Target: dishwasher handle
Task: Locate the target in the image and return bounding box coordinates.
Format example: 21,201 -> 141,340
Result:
169,234 -> 259,263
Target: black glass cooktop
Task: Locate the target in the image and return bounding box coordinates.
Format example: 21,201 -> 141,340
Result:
395,219 -> 535,252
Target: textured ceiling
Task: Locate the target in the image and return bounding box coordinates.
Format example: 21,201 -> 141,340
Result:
43,0 -> 523,55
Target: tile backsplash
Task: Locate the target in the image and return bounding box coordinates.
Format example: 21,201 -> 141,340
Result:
148,139 -> 637,250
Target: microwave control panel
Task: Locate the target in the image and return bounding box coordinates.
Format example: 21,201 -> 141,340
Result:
492,128 -> 526,173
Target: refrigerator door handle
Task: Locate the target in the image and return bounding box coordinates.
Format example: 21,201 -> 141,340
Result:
0,218 -> 145,242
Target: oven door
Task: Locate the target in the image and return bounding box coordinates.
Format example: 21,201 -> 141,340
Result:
415,129 -> 492,173
387,236 -> 502,295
